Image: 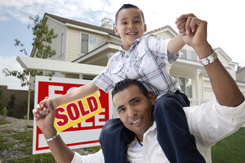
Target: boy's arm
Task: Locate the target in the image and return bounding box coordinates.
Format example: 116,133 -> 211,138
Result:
167,34 -> 185,55
36,82 -> 100,119
52,82 -> 99,109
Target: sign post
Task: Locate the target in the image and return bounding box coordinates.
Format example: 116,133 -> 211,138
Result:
32,76 -> 113,154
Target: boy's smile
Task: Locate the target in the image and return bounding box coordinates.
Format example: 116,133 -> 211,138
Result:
115,8 -> 147,51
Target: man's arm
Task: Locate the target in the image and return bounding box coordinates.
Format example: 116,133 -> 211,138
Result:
33,98 -> 105,163
33,99 -> 75,163
177,14 -> 244,106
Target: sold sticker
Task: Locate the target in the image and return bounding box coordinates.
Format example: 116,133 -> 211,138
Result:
54,92 -> 103,132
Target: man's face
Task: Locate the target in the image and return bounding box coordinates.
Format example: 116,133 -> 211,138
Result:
113,85 -> 155,141
114,8 -> 147,51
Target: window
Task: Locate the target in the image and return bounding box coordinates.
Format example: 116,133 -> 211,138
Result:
179,77 -> 192,98
81,33 -> 97,54
61,33 -> 64,54
181,49 -> 197,61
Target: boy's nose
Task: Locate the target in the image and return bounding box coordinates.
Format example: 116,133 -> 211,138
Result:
128,23 -> 135,29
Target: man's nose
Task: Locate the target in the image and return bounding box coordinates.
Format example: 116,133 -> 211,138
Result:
128,107 -> 137,118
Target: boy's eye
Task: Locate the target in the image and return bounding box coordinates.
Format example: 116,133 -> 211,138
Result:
135,20 -> 140,23
122,22 -> 127,25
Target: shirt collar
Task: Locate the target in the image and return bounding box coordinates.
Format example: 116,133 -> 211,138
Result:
119,36 -> 142,54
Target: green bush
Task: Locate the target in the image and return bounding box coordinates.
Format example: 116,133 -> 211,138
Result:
0,87 -> 4,111
7,94 -> 16,117
2,107 -> 8,121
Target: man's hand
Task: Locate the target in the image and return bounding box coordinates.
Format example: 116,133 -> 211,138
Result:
176,14 -> 210,59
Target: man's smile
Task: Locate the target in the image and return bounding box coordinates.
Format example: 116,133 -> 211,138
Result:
132,117 -> 143,125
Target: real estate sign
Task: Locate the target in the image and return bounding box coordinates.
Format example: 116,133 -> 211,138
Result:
32,76 -> 113,154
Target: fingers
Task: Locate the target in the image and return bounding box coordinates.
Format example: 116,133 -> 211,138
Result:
176,13 -> 198,35
176,18 -> 187,36
176,13 -> 196,22
33,97 -> 51,120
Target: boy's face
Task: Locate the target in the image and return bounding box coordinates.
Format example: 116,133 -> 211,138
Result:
115,8 -> 147,51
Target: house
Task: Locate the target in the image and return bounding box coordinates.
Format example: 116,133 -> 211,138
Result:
236,66 -> 245,83
30,13 -> 245,106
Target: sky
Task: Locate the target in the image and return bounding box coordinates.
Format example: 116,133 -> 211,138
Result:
0,0 -> 245,90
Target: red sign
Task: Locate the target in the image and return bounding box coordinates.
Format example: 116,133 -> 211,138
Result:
32,76 -> 112,154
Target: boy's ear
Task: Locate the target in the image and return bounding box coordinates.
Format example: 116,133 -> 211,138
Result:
114,26 -> 119,35
144,24 -> 147,33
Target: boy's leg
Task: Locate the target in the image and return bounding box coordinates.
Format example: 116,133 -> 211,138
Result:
99,118 -> 135,163
153,91 -> 205,163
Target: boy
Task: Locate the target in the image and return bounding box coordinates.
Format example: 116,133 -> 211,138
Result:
36,4 -> 205,163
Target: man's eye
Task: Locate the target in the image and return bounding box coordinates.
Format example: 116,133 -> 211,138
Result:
119,108 -> 125,113
134,100 -> 140,104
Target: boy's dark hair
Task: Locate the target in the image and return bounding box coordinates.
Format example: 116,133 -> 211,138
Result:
112,79 -> 148,98
115,4 -> 145,25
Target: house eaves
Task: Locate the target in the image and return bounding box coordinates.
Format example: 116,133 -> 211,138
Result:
214,47 -> 238,65
145,25 -> 178,36
236,66 -> 245,73
44,13 -> 119,38
72,41 -> 121,63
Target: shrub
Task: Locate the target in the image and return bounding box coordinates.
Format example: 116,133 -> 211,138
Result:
7,94 -> 16,117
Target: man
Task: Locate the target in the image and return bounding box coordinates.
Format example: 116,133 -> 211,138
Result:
34,14 -> 245,163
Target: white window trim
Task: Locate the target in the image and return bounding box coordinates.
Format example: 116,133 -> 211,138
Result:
79,32 -> 98,56
174,75 -> 193,98
61,33 -> 64,54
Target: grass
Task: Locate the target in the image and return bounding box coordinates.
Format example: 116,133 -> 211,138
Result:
0,135 -> 14,152
211,127 -> 245,163
0,118 -> 12,125
1,126 -> 100,163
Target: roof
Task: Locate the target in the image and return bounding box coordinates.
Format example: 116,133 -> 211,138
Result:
44,13 -> 119,38
213,47 -> 232,61
72,41 -> 121,63
236,66 -> 245,73
45,13 -> 178,39
146,25 -> 178,36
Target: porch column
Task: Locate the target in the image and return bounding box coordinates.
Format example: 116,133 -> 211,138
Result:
107,52 -> 114,61
166,63 -> 172,74
79,74 -> 83,79
194,69 -> 201,105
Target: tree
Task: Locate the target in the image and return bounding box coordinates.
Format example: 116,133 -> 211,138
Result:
2,15 -> 58,87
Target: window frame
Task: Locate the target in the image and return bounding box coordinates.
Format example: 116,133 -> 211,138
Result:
80,32 -> 97,55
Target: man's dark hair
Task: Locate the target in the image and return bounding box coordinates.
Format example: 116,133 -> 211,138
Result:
115,4 -> 145,25
112,79 -> 148,98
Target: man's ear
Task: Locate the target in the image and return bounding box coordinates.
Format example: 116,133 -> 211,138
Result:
114,26 -> 119,35
144,24 -> 147,33
148,92 -> 156,105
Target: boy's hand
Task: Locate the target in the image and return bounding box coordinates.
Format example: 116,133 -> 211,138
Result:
176,13 -> 197,36
33,97 -> 56,132
175,18 -> 186,35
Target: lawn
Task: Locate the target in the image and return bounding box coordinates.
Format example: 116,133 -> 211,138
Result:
211,127 -> 245,163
